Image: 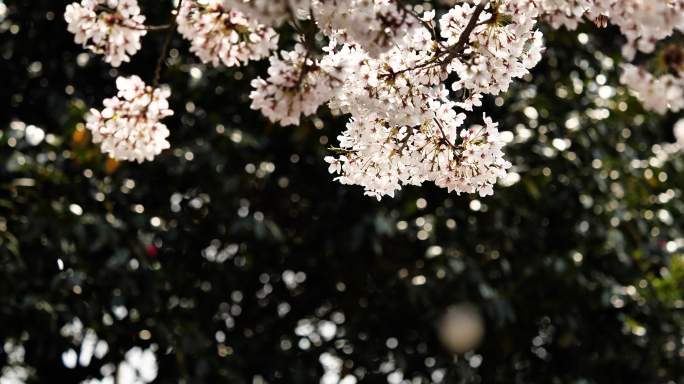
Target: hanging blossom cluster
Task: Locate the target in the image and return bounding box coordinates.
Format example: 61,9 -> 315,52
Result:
86,75 -> 173,163
65,0 -> 684,199
325,112 -> 511,199
64,0 -> 147,67
309,0 -> 542,198
176,0 -> 278,67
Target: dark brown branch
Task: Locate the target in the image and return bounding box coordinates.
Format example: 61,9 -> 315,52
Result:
141,24 -> 173,31
94,5 -> 172,32
440,1 -> 488,67
153,1 -> 183,86
433,118 -> 459,151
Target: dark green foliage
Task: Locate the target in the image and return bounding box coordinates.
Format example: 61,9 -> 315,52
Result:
2,1 -> 684,383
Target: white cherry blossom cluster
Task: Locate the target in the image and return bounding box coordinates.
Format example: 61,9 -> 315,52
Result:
620,64 -> 684,114
249,43 -> 347,126
537,0 -> 598,30
64,0 -> 147,67
86,76 -> 173,162
503,0 -> 684,115
176,0 -> 278,67
316,0 -> 541,198
605,0 -> 684,60
326,110 -> 511,200
312,0 -> 420,57
325,43 -> 447,128
440,1 -> 544,96
537,0 -> 684,58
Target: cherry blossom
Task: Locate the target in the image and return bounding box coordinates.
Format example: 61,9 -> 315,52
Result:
176,0 -> 278,67
441,1 -> 544,96
65,0 -> 147,67
86,76 -> 174,162
64,0 -> 684,201
675,119 -> 684,145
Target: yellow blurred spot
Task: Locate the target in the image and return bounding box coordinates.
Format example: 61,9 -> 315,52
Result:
105,158 -> 120,174
71,124 -> 88,146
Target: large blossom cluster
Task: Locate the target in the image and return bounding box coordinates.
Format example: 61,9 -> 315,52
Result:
86,76 -> 173,162
64,0 -> 684,200
313,0 -> 542,198
176,0 -> 278,68
64,0 -> 147,67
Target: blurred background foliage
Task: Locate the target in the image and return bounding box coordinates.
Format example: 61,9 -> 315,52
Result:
2,0 -> 684,383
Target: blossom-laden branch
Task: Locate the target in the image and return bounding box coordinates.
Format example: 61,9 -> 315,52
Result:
64,0 -> 684,200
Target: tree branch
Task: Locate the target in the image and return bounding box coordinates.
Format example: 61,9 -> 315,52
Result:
380,2 -> 488,79
153,1 -> 183,86
440,1 -> 488,67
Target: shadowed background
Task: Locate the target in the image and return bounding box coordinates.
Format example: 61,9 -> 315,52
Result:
2,1 -> 684,383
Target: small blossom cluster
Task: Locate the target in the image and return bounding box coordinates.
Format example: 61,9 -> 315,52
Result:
537,0 -> 684,118
176,0 -> 278,68
675,119 -> 684,147
537,0 -> 598,30
620,64 -> 684,114
64,0 -> 147,67
86,76 -> 173,163
606,0 -> 684,60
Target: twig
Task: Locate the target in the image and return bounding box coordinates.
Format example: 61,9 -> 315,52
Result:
433,118 -> 459,150
153,1 -> 183,86
141,24 -> 173,31
440,2 -> 488,66
396,0 -> 440,43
